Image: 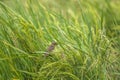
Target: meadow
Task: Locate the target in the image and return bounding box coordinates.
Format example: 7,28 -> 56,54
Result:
0,0 -> 120,80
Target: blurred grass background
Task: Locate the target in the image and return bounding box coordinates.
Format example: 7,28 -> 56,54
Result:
0,0 -> 120,80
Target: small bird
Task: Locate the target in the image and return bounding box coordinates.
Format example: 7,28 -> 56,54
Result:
44,41 -> 57,56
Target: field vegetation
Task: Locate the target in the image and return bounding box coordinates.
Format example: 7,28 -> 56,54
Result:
0,0 -> 120,80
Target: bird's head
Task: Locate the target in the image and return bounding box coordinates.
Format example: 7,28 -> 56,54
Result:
52,41 -> 57,45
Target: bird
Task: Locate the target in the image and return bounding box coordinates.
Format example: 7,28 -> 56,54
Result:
44,41 -> 57,56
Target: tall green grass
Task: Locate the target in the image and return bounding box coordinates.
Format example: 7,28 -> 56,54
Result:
0,0 -> 120,80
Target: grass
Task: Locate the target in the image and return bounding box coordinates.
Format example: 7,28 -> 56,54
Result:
0,0 -> 120,80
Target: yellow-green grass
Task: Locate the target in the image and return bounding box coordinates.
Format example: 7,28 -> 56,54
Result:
0,0 -> 120,80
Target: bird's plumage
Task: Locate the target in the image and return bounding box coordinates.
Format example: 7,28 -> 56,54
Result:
44,41 -> 57,56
